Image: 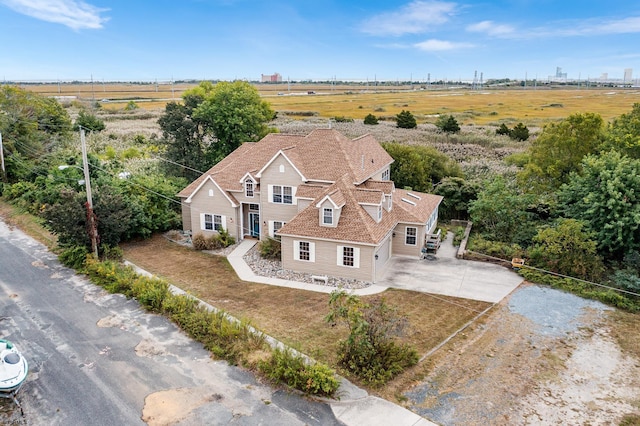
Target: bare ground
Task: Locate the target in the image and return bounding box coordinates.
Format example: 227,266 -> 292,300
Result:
404,283 -> 640,425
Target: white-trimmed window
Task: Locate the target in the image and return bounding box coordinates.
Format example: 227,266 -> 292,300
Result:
245,180 -> 254,197
406,227 -> 417,245
377,205 -> 382,221
271,185 -> 293,204
382,169 -> 390,180
202,214 -> 225,232
268,220 -> 285,239
208,189 -> 214,197
337,245 -> 360,268
323,208 -> 333,225
294,240 -> 315,262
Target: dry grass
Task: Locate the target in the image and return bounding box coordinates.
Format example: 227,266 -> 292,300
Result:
23,82 -> 640,126
121,234 -> 490,388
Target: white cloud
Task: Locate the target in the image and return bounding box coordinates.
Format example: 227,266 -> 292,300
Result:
414,39 -> 473,51
568,16 -> 640,36
360,1 -> 457,37
0,0 -> 108,30
466,20 -> 514,36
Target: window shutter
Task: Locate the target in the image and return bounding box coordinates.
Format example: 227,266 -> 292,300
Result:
221,215 -> 227,230
353,247 -> 360,268
268,185 -> 273,203
336,245 -> 343,266
293,240 -> 300,261
309,242 -> 315,262
268,221 -> 274,237
200,213 -> 206,230
291,186 -> 297,205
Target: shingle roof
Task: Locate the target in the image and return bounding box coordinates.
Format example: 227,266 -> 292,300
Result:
278,178 -> 442,245
178,129 -> 394,198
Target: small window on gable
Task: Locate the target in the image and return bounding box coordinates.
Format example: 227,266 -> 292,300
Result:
279,164 -> 285,173
323,208 -> 333,225
245,180 -> 254,197
208,189 -> 214,197
382,169 -> 390,181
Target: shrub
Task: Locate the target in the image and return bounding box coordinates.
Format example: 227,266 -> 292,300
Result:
75,110 -> 105,132
396,110 -> 417,129
258,348 -> 339,397
333,115 -> 354,123
496,123 -> 510,136
259,238 -> 281,260
326,291 -> 418,386
467,235 -> 523,260
131,276 -> 170,312
58,245 -> 89,269
124,101 -> 139,111
509,122 -> 530,141
435,114 -> 460,133
364,113 -> 379,125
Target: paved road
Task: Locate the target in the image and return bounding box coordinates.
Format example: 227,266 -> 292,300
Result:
0,220 -> 341,425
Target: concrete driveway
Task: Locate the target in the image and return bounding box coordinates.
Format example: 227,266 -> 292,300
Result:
378,234 -> 523,303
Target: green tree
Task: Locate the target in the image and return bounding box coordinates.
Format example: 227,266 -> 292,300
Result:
124,101 -> 139,111
605,103 -> 640,158
325,291 -> 418,386
193,81 -> 275,162
433,177 -> 479,220
381,143 -> 462,192
363,113 -> 379,125
468,176 -> 535,243
559,150 -> 640,259
509,122 -> 530,141
496,123 -> 510,136
0,85 -> 72,168
395,110 -> 417,129
75,110 -> 105,132
435,114 -> 460,133
528,219 -> 604,281
518,112 -> 606,192
157,92 -> 208,179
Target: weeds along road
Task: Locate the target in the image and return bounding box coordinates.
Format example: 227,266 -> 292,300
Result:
0,219 -> 340,426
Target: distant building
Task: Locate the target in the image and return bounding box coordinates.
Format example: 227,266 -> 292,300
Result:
624,68 -> 633,83
555,67 -> 567,79
261,73 -> 282,83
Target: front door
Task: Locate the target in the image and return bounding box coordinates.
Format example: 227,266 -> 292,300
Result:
248,212 -> 260,237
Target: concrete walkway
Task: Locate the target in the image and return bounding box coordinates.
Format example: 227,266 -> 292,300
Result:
227,239 -> 389,296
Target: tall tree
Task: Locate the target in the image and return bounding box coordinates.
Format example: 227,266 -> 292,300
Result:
606,103 -> 640,159
193,81 -> 275,162
518,112 -> 606,192
157,92 -> 208,179
381,143 -> 462,192
560,150 -> 640,259
433,177 -> 479,220
435,114 -> 460,133
395,110 -> 417,129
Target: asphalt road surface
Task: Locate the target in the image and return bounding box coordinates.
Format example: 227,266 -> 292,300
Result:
0,219 -> 341,425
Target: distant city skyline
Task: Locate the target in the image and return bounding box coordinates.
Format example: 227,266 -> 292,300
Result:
1,1 -> 639,82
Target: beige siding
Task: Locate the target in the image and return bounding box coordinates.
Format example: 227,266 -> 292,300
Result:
361,204 -> 381,222
188,180 -> 239,240
391,223 -> 424,257
281,236 -> 375,282
180,201 -> 192,232
259,155 -> 304,240
318,200 -> 340,227
374,235 -> 392,281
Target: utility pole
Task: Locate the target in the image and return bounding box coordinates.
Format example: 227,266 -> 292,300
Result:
0,132 -> 6,182
80,129 -> 99,258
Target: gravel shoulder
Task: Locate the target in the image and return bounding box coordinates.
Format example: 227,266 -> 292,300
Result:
404,283 -> 640,425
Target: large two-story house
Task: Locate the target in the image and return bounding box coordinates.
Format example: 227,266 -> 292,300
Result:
177,129 -> 442,283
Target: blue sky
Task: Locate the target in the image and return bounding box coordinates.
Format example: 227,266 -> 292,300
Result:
1,0 -> 639,82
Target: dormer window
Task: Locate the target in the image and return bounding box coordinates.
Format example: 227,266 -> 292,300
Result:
245,179 -> 254,197
378,205 -> 382,220
323,208 -> 333,225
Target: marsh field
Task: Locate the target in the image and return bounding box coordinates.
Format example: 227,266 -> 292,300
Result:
24,81 -> 640,126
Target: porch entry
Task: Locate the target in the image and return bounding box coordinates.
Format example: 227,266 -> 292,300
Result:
248,212 -> 260,237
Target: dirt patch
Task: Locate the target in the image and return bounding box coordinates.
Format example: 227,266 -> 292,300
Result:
134,339 -> 168,358
141,387 -> 222,426
404,284 -> 640,425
